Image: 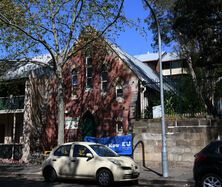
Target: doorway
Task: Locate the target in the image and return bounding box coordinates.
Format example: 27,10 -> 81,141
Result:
81,111 -> 96,140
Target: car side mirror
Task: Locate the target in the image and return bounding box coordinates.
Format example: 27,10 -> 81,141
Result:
86,153 -> 93,159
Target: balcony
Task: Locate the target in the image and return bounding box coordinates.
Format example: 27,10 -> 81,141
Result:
0,96 -> 25,111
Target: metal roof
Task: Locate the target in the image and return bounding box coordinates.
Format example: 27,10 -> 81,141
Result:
0,54 -> 51,81
109,43 -> 174,92
0,43 -> 175,92
134,52 -> 181,62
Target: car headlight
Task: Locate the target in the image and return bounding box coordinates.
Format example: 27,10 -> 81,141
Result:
109,159 -> 122,166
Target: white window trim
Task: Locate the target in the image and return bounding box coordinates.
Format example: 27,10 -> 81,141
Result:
85,57 -> 93,90
116,84 -> 124,102
100,69 -> 108,94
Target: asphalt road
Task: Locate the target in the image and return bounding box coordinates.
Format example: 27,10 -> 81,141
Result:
0,175 -> 140,187
0,175 -> 183,187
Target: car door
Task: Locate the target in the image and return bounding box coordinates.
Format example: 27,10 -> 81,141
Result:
216,144 -> 222,177
69,144 -> 96,178
50,144 -> 72,176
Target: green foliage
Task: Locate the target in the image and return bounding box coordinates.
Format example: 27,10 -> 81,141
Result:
0,0 -> 126,60
165,94 -> 174,115
0,0 -> 126,146
164,75 -> 205,116
144,0 -> 222,115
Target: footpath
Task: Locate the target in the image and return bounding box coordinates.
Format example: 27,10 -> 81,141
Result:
0,162 -> 194,186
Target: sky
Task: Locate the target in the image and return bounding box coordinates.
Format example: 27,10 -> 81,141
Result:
116,0 -> 174,56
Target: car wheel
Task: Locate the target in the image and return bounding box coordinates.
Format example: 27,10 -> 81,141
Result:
43,167 -> 57,182
201,174 -> 222,187
96,169 -> 113,187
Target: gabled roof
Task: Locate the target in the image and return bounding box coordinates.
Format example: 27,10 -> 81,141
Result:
108,42 -> 174,92
0,41 -> 175,92
0,54 -> 51,81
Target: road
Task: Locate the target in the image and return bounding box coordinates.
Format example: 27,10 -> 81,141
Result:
0,174 -> 184,187
0,175 -> 139,187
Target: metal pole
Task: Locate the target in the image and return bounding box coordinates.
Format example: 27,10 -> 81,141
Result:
143,0 -> 168,177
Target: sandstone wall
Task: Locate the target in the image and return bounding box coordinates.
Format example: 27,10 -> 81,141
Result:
132,118 -> 222,167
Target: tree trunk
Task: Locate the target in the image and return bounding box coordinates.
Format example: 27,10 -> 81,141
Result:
21,80 -> 32,163
56,65 -> 65,145
187,57 -> 207,110
187,57 -> 217,116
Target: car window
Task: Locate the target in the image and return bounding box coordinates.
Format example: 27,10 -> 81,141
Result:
90,144 -> 118,157
73,145 -> 91,157
218,146 -> 222,154
54,145 -> 71,157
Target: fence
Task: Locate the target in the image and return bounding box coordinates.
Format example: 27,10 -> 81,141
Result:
0,96 -> 25,110
0,144 -> 23,160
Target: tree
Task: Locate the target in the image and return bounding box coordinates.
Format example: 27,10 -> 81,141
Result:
144,0 -> 222,116
0,0 -> 125,160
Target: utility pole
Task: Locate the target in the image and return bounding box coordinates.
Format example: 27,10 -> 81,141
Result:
143,0 -> 168,177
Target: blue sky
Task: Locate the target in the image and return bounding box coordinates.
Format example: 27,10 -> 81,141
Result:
116,0 -> 174,56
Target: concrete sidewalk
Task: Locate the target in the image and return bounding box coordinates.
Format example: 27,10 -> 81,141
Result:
139,165 -> 194,186
0,163 -> 194,186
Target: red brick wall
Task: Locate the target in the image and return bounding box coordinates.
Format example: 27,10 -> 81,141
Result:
62,49 -> 138,141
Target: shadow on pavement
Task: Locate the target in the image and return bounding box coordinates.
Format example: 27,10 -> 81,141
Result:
143,166 -> 162,177
133,141 -> 162,177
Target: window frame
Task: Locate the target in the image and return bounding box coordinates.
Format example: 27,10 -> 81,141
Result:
100,64 -> 108,93
85,57 -> 93,89
71,68 -> 78,87
71,67 -> 78,99
116,84 -> 123,98
73,144 -> 92,158
53,144 -> 71,157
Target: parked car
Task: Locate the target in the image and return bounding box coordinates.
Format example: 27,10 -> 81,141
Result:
193,140 -> 222,187
42,142 -> 140,186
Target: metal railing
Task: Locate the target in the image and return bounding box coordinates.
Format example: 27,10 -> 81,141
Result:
0,144 -> 23,160
0,96 -> 24,110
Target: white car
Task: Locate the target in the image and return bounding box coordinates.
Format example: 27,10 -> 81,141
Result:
42,142 -> 140,186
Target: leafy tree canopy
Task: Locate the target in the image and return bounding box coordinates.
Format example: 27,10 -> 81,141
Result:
145,0 -> 222,115
0,0 -> 126,61
0,0 -> 126,148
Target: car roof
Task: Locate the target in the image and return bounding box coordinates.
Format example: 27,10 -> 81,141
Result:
61,141 -> 100,146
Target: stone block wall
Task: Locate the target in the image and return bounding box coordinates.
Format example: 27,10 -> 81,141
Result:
132,118 -> 222,167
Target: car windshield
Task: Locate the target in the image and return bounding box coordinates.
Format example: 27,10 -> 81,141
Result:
90,144 -> 119,157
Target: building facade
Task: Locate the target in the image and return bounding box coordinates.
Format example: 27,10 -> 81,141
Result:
0,37 -> 173,156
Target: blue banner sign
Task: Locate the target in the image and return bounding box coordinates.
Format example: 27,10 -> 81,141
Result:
84,135 -> 132,155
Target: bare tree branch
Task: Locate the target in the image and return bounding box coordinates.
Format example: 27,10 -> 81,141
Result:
0,12 -> 57,70
62,0 -> 83,63
63,0 -> 125,66
216,77 -> 222,84
48,0 -> 60,55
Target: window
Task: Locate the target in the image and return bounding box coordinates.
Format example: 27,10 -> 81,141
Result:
116,85 -> 123,98
73,145 -> 91,157
86,57 -> 93,89
162,61 -> 171,70
218,146 -> 222,154
54,145 -> 71,157
71,68 -> 78,98
72,68 -> 78,86
101,65 -> 108,92
90,144 -> 118,157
